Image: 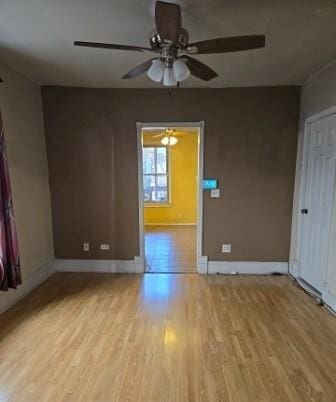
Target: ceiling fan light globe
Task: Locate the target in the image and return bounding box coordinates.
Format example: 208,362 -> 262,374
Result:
163,67 -> 177,87
161,136 -> 178,146
173,59 -> 190,82
169,136 -> 178,145
161,136 -> 169,145
147,59 -> 165,82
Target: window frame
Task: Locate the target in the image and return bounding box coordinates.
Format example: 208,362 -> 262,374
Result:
143,145 -> 170,205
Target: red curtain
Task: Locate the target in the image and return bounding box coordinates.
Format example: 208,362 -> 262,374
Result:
0,112 -> 21,291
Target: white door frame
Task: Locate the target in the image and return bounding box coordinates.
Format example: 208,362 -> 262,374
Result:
136,121 -> 208,274
296,105 -> 336,289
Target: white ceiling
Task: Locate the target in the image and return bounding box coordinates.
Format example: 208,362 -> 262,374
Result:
1,0 -> 336,88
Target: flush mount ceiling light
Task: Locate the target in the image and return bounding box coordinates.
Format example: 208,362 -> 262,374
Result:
74,1 -> 266,88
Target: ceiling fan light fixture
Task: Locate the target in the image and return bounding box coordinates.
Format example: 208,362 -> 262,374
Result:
163,67 -> 177,87
161,136 -> 178,146
147,59 -> 165,82
173,59 -> 190,82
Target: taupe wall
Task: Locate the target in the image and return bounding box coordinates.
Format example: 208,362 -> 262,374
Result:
290,61 -> 336,296
42,87 -> 300,261
0,63 -> 54,282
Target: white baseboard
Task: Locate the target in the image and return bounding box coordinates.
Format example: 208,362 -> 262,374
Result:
54,256 -> 145,274
144,223 -> 197,226
289,260 -> 336,315
197,256 -> 208,274
322,287 -> 336,314
207,261 -> 289,275
0,260 -> 55,315
289,259 -> 300,278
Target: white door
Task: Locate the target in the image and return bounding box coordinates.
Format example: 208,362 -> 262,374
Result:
300,114 -> 336,291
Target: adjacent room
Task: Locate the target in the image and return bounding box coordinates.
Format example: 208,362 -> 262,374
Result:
142,127 -> 199,273
1,1 -> 336,401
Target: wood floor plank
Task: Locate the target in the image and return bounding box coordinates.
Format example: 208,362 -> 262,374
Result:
0,273 -> 336,401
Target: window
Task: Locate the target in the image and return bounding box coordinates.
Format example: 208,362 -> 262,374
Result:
143,146 -> 169,203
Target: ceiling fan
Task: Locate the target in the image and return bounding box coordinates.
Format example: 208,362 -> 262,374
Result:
153,128 -> 180,145
74,1 -> 265,87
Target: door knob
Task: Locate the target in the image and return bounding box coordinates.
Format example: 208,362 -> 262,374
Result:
301,209 -> 308,214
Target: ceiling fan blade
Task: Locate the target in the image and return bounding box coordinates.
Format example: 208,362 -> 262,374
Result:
152,133 -> 165,138
74,41 -> 155,53
182,56 -> 217,81
187,35 -> 265,54
155,1 -> 182,42
122,59 -> 155,79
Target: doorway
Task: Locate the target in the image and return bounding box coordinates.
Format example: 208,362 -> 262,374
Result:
299,112 -> 336,292
137,122 -> 204,273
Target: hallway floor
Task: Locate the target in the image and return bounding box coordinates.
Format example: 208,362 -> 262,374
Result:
145,225 -> 197,273
1,273 -> 336,401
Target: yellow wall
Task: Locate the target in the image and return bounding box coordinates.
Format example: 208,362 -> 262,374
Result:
143,130 -> 198,224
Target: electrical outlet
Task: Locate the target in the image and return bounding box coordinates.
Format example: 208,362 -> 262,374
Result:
222,244 -> 231,253
100,244 -> 110,251
83,242 -> 89,252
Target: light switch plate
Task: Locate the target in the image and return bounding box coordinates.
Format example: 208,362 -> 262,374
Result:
211,189 -> 220,198
222,244 -> 231,253
100,244 -> 110,250
83,242 -> 89,252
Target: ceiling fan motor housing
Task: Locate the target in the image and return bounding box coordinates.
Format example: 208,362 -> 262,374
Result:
149,28 -> 189,54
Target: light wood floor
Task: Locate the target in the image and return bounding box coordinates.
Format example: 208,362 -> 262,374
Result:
1,273 -> 336,402
145,225 -> 197,273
